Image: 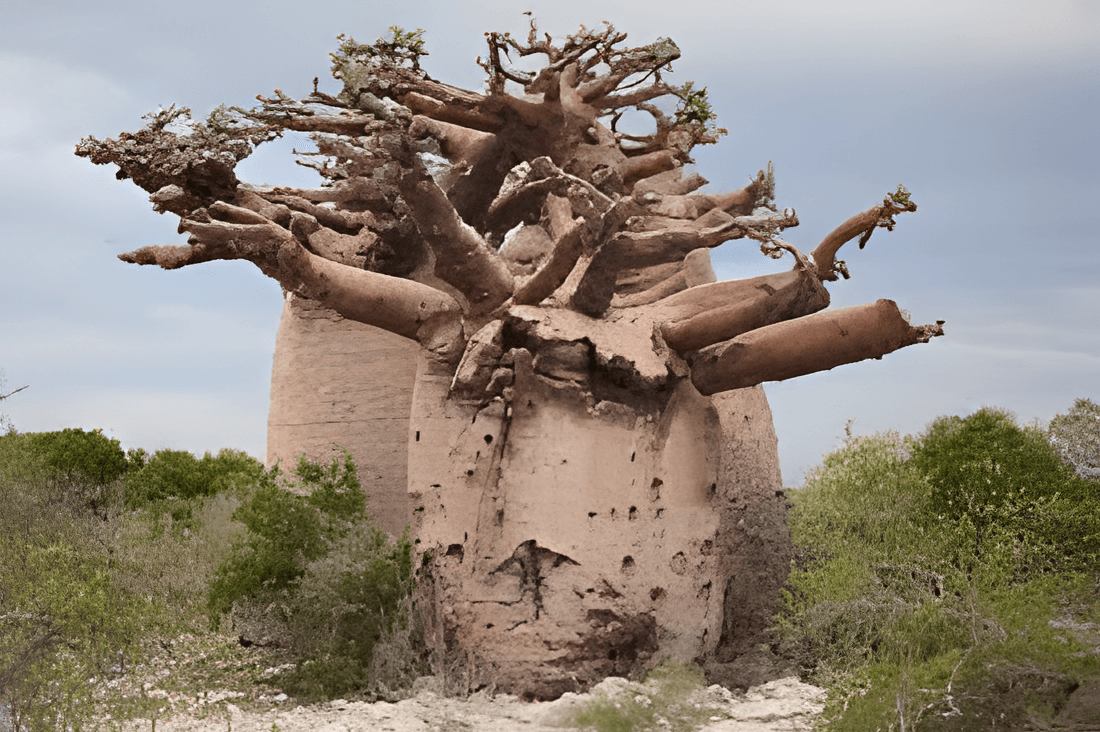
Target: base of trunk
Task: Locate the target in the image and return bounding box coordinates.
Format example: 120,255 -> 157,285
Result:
409,351 -> 791,697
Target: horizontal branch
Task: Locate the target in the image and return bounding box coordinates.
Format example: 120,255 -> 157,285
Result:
261,177 -> 395,211
656,268 -> 830,352
408,115 -> 496,163
400,91 -> 504,133
598,82 -> 675,111
604,207 -> 740,266
631,168 -> 708,197
273,113 -> 375,136
119,204 -> 462,352
690,299 -> 945,395
618,149 -> 676,185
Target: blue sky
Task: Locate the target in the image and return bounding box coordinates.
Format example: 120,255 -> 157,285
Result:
2,0 -> 1097,485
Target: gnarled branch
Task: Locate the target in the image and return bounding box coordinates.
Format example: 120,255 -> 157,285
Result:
121,204 -> 462,351
811,185 -> 917,281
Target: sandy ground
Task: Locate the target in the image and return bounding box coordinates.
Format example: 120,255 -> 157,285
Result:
115,675 -> 826,731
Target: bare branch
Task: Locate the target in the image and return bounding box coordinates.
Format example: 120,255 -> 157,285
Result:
0,384 -> 28,401
690,299 -> 944,395
655,268 -> 830,352
395,171 -> 514,322
810,185 -> 917,281
120,204 -> 461,350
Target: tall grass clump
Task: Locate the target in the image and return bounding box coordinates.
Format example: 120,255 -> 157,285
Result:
779,406 -> 1100,730
208,452 -> 423,702
571,660 -> 728,732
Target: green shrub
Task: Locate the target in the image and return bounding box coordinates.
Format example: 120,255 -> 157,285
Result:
207,454 -> 361,615
915,408 -> 1071,516
779,411 -> 1100,731
207,452 -> 421,700
0,428 -> 132,519
787,429 -> 937,566
125,447 -> 265,508
275,525 -> 418,701
207,478 -> 327,614
0,427 -> 273,726
0,467 -> 148,731
912,407 -> 1098,578
30,427 -> 130,485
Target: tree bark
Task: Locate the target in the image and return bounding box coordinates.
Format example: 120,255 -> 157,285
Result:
691,299 -> 944,395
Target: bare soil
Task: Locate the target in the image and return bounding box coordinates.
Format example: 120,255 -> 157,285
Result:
112,675 -> 825,732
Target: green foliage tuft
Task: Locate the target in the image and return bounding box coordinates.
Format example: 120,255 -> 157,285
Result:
330,26 -> 428,104
889,184 -> 912,206
672,81 -> 726,143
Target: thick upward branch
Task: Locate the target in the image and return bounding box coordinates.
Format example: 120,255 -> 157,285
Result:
396,171 -> 514,323
811,187 -> 917,281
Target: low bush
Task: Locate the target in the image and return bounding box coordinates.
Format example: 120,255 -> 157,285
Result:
125,447 -> 265,508
111,492 -> 247,630
0,428 -> 133,520
0,457 -> 148,731
913,407 -> 1098,578
0,428 -> 271,728
571,660 -> 726,732
207,454 -> 363,615
778,406 -> 1100,730
208,452 -> 423,701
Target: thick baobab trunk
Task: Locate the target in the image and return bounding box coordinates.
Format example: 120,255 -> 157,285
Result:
80,20 -> 944,701
267,294 -> 418,538
407,327 -> 791,698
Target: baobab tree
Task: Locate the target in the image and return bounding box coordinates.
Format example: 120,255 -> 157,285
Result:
78,23 -> 943,697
